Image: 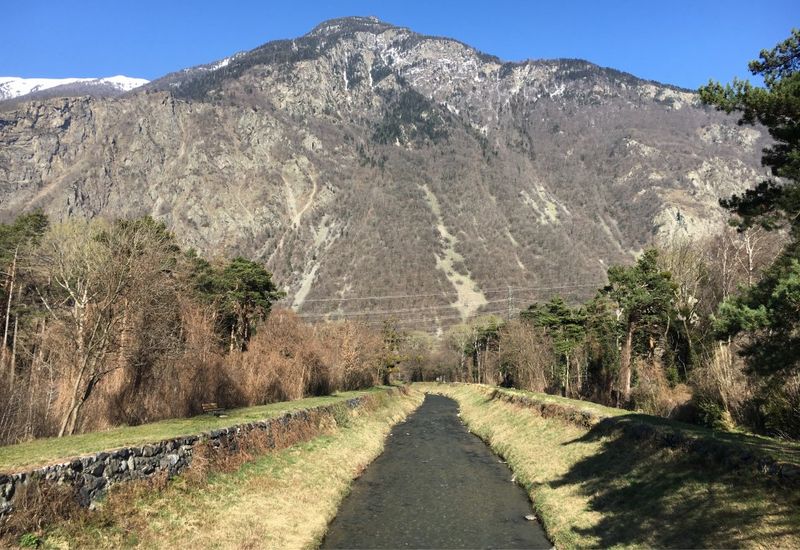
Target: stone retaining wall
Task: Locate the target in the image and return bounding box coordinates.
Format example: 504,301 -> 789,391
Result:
489,388 -> 800,487
0,393 -> 383,524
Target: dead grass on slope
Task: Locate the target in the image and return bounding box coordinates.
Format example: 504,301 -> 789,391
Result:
430,384 -> 800,549
38,389 -> 423,549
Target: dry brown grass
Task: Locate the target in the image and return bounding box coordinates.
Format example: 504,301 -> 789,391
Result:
39,389 -> 422,549
630,358 -> 693,419
186,409 -> 334,484
427,383 -> 800,549
224,310 -> 383,408
0,479 -> 81,542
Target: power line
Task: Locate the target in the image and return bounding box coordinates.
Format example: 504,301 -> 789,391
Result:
289,280 -> 602,336
293,285 -> 594,321
371,311 -> 508,325
307,308 -> 515,328
296,297 -> 515,318
286,281 -> 604,305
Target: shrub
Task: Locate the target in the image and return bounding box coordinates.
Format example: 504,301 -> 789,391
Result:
761,374 -> 800,439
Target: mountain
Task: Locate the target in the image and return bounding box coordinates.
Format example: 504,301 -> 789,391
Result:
0,75 -> 148,102
0,17 -> 768,332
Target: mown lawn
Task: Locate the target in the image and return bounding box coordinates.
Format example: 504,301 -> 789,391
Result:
0,387 -> 392,473
423,383 -> 800,549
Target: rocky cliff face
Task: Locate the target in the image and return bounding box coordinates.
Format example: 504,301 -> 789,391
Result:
0,17 -> 768,330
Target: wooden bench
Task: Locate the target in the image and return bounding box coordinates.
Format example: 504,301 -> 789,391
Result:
201,402 -> 226,417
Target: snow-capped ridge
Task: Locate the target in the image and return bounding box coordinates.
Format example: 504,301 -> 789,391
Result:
0,77 -> 91,100
0,75 -> 149,101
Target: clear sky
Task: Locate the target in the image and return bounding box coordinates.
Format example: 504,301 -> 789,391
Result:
2,0 -> 797,89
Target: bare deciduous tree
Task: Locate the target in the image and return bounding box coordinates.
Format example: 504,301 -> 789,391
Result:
498,320 -> 555,392
29,219 -> 179,436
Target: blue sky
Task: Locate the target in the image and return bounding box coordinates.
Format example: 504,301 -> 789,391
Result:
2,1 -> 797,89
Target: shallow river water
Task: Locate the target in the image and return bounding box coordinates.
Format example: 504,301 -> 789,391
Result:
322,394 -> 551,549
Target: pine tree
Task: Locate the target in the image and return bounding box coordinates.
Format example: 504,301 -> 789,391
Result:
523,296 -> 586,396
701,30 -> 800,376
602,250 -> 676,404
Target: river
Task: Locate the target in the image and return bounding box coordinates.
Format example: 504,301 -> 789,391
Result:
322,393 -> 551,548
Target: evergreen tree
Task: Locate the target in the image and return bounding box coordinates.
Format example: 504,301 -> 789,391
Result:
217,257 -> 283,351
699,29 -> 800,232
523,296 -> 586,395
602,249 -> 676,404
701,30 -> 800,376
191,256 -> 283,351
583,294 -> 621,403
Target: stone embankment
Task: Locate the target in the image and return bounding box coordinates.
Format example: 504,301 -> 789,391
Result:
0,392 -> 390,524
489,387 -> 800,487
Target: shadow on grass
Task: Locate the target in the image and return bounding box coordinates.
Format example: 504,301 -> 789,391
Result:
550,417 -> 800,548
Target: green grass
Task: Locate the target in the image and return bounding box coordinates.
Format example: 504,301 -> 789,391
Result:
0,387 -> 391,473
425,383 -> 800,549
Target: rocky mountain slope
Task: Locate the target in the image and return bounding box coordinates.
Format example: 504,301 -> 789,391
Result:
0,17 -> 768,331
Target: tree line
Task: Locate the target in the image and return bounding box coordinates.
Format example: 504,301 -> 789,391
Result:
420,222 -> 791,436
0,215 -> 393,444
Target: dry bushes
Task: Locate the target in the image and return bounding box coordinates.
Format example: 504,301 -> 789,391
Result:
0,219 -> 387,445
630,358 -> 693,419
690,342 -> 752,428
224,311 -> 382,408
87,300 -> 230,428
0,479 -> 81,540
0,304 -> 385,444
0,218 -> 218,442
316,320 -> 383,391
227,309 -> 314,404
499,320 -> 556,392
691,344 -> 800,438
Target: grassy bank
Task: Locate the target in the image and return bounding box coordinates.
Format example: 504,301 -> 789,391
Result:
423,383 -> 800,549
28,388 -> 423,549
494,386 -> 800,464
0,388 -> 392,473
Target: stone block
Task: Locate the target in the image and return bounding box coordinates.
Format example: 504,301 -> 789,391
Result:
87,462 -> 106,477
142,444 -> 158,457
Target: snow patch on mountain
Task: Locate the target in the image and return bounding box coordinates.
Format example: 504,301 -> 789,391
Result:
97,76 -> 150,91
0,75 -> 149,101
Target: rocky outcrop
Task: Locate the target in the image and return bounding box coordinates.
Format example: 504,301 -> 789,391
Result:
0,17 -> 768,328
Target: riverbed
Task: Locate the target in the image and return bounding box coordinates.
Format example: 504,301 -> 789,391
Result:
322,393 -> 551,548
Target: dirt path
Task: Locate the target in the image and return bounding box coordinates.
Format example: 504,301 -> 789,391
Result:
322,394 -> 551,549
